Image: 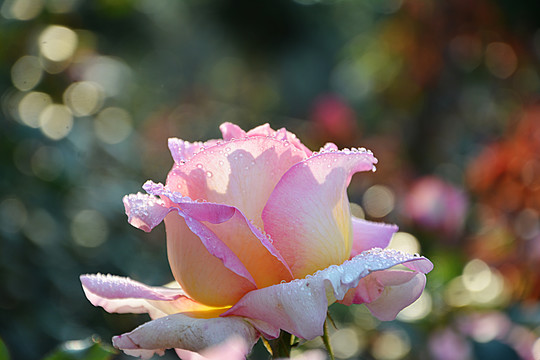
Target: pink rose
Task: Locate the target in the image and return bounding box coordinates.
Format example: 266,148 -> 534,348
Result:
80,123 -> 433,358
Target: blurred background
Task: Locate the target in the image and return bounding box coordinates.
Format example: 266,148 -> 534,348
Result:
1,0 -> 540,359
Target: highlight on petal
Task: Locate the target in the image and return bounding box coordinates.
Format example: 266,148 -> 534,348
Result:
223,248 -> 433,340
144,182 -> 294,306
165,136 -> 305,227
168,138 -> 221,164
262,148 -> 378,279
123,193 -> 171,232
350,216 -> 399,257
112,313 -> 258,360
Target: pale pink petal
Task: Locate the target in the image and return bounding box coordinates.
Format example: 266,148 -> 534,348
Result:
365,272 -> 427,321
220,122 -> 312,156
219,122 -> 247,140
168,138 -> 221,164
123,193 -> 171,232
80,274 -> 223,320
338,269 -> 417,306
176,336 -> 250,360
144,181 -> 294,305
112,313 -> 258,359
350,217 -> 399,257
165,136 -> 305,227
223,248 -> 433,340
320,142 -> 339,152
272,127 -> 312,156
262,148 -> 378,279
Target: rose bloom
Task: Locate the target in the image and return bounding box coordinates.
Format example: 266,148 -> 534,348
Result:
80,123 -> 433,358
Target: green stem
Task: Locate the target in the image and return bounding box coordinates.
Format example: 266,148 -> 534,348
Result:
322,319 -> 335,360
268,331 -> 293,359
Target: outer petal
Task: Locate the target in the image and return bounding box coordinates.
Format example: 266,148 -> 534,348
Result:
166,136 -> 306,228
112,313 -> 258,359
365,271 -> 427,321
175,336 -> 249,360
80,274 -> 226,320
350,216 -> 399,257
145,182 -> 294,306
168,138 -> 221,164
223,248 -> 433,340
123,193 -> 171,232
262,148 -> 377,278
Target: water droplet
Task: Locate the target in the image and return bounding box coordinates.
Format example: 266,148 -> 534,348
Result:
218,160 -> 224,166
225,147 -> 231,152
206,171 -> 213,178
196,163 -> 203,169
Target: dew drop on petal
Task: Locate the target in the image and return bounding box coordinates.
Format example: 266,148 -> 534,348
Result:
206,171 -> 213,178
196,163 -> 203,169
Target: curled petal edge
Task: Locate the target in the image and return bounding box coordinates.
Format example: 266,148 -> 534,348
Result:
80,274 -> 224,320
223,248 -> 433,340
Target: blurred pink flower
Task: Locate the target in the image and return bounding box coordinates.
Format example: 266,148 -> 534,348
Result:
405,176 -> 467,237
311,94 -> 358,144
80,123 -> 433,358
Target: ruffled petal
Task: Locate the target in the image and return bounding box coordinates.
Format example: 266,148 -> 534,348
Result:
223,248 -> 433,340
219,122 -> 312,156
145,182 -> 294,306
262,148 -> 378,278
166,136 -> 306,228
112,313 -> 258,360
365,271 -> 427,321
123,193 -> 171,232
168,138 -> 221,164
219,122 -> 247,140
350,217 -> 399,257
80,274 -> 226,320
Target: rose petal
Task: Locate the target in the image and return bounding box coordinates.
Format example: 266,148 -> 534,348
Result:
223,248 -> 433,340
165,211 -> 258,307
219,122 -> 312,156
165,136 -> 306,228
175,336 -> 250,360
112,313 -> 258,359
80,274 -> 225,319
262,148 -> 378,278
168,138 -> 221,164
145,182 -> 294,305
365,272 -> 427,321
338,269 -> 417,305
123,193 -> 171,232
219,122 -> 246,141
350,217 -> 399,257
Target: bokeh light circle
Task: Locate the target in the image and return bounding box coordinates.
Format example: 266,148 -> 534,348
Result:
39,104 -> 73,140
